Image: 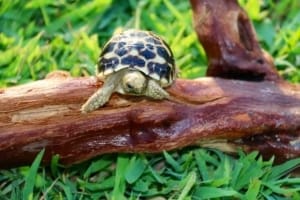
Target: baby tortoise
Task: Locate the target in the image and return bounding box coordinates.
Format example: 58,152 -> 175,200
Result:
81,29 -> 177,113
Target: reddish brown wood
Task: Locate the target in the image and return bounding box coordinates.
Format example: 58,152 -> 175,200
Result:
190,0 -> 281,82
0,74 -> 299,168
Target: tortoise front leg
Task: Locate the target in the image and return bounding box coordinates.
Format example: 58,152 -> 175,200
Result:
144,79 -> 170,100
81,73 -> 122,113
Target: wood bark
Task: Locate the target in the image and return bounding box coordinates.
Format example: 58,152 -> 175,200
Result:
0,75 -> 299,168
0,0 -> 299,168
190,0 -> 281,82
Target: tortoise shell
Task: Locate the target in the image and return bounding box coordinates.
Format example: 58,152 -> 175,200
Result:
97,29 -> 176,87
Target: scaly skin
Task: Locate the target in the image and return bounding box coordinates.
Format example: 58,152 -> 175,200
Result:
144,79 -> 169,99
81,72 -> 123,113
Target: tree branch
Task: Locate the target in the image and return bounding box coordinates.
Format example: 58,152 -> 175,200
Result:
0,74 -> 299,168
190,0 -> 281,81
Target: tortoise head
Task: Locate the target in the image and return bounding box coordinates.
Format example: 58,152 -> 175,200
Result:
122,70 -> 147,95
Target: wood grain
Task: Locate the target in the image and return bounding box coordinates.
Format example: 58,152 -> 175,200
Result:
0,75 -> 299,168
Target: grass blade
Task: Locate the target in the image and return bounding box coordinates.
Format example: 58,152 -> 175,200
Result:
193,186 -> 242,199
22,149 -> 45,200
50,154 -> 60,177
268,158 -> 300,180
178,171 -> 197,200
245,178 -> 262,200
83,156 -> 112,179
163,151 -> 183,172
125,155 -> 146,184
111,155 -> 128,200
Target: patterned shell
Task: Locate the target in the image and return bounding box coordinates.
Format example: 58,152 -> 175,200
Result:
97,29 -> 176,87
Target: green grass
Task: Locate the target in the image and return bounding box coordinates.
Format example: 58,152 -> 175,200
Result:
0,0 -> 299,199
1,150 -> 300,199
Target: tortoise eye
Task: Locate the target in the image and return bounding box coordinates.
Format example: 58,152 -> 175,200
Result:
126,83 -> 133,89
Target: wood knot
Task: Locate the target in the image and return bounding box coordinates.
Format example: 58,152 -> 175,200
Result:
45,70 -> 71,79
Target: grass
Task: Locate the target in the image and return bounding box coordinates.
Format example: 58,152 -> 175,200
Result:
0,0 -> 299,199
1,150 -> 300,199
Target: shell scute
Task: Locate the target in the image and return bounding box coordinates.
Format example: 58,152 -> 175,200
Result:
115,47 -> 127,57
121,55 -> 145,67
140,49 -> 156,59
101,57 -> 119,70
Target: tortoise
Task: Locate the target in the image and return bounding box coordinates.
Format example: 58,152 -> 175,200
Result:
81,29 -> 177,113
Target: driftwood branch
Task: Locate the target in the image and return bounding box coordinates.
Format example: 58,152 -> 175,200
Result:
0,0 -> 299,168
190,0 -> 281,82
0,75 -> 299,168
